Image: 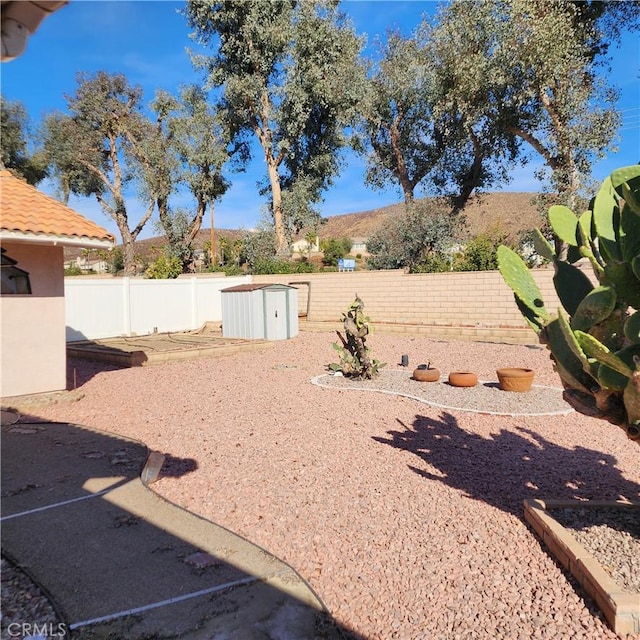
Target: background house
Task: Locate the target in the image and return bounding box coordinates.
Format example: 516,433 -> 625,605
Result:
0,169 -> 113,397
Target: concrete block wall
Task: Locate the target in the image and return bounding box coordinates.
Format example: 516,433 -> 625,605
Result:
252,266 -> 596,343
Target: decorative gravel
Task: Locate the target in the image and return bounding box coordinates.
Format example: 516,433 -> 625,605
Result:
1,557 -> 61,640
8,332 -> 640,639
312,369 -> 573,416
550,506 -> 640,594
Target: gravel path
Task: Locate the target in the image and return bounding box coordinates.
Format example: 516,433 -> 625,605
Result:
14,332 -> 640,639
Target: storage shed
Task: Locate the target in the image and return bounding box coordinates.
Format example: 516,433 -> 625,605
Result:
221,283 -> 298,340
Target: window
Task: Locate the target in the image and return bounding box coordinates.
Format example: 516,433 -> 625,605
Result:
1,248 -> 32,294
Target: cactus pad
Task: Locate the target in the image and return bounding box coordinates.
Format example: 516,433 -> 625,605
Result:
570,286 -> 616,333
621,202 -> 640,260
531,228 -> 555,262
497,246 -> 548,319
610,164 -> 640,194
624,311 -> 640,344
575,331 -> 634,377
596,345 -> 640,392
553,261 -> 594,317
603,262 -> 640,309
623,380 -> 640,437
549,205 -> 579,246
544,316 -> 595,395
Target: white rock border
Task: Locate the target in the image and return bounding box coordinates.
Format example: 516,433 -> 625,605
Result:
311,371 -> 574,417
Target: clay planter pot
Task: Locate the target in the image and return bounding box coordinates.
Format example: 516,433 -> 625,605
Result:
412,366 -> 440,382
497,367 -> 535,392
448,371 -> 478,387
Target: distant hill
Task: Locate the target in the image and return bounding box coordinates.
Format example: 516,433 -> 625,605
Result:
313,192 -> 545,243
65,192 -> 544,262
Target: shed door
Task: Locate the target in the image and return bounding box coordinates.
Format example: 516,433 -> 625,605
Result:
265,290 -> 288,340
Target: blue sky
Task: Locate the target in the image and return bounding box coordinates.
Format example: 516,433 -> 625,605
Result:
2,0 -> 639,240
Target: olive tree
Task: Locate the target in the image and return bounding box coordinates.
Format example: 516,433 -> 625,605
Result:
149,85 -> 236,270
43,72 -> 157,275
184,0 -> 366,255
355,32 -> 439,205
0,96 -> 47,184
357,26 -> 518,214
366,200 -> 458,272
430,0 -> 639,220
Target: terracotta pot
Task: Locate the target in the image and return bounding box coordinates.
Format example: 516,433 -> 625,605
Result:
497,367 -> 535,392
412,367 -> 440,382
448,371 -> 477,387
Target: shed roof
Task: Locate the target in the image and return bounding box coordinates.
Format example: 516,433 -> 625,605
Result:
0,170 -> 114,249
221,283 -> 296,293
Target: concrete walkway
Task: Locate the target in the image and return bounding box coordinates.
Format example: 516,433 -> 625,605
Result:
1,416 -> 345,639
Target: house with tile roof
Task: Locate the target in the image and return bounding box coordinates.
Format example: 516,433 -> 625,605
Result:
0,169 -> 114,397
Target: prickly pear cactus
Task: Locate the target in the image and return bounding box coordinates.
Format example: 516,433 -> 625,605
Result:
329,294 -> 386,379
498,165 -> 640,445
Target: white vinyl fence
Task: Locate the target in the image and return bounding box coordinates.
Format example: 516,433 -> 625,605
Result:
65,275 -> 250,342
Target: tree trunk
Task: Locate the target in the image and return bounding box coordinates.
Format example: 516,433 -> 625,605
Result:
390,119 -> 414,205
450,129 -> 483,216
267,157 -> 288,255
208,200 -> 214,266
254,89 -> 288,256
118,223 -> 136,276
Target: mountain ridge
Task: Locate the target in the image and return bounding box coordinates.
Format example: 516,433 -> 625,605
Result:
66,191 -> 545,261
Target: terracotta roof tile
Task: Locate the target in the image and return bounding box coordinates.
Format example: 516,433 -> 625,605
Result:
0,170 -> 114,246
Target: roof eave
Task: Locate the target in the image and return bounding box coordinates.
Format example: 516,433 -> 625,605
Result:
0,230 -> 115,249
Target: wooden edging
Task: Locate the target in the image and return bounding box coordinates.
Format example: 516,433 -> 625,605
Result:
67,338 -> 273,367
524,498 -> 640,636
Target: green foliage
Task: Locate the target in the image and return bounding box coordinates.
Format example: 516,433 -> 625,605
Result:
185,0 -> 367,254
64,264 -> 85,276
457,228 -> 508,271
209,263 -> 244,276
215,236 -> 243,268
239,228 -> 277,269
110,247 -> 125,274
292,259 -> 317,274
356,32 -> 439,203
329,295 -> 385,379
251,258 -> 295,275
250,257 -> 317,275
498,166 -> 640,444
411,255 -> 452,273
151,86 -> 233,270
321,237 -> 351,267
356,25 -> 517,211
152,209 -> 196,271
429,0 -> 636,216
0,97 -> 48,185
366,201 -> 456,272
42,71 -> 157,275
145,254 -> 183,279
221,264 -> 244,276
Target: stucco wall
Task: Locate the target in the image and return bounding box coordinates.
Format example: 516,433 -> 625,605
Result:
1,242 -> 66,397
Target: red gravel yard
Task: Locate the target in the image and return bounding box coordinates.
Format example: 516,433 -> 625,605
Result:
29,332 -> 640,639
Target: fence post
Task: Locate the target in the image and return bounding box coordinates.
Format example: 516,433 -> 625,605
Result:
122,277 -> 131,336
191,277 -> 198,330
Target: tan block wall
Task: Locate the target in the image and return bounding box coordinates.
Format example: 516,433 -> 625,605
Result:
253,266 -> 596,343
